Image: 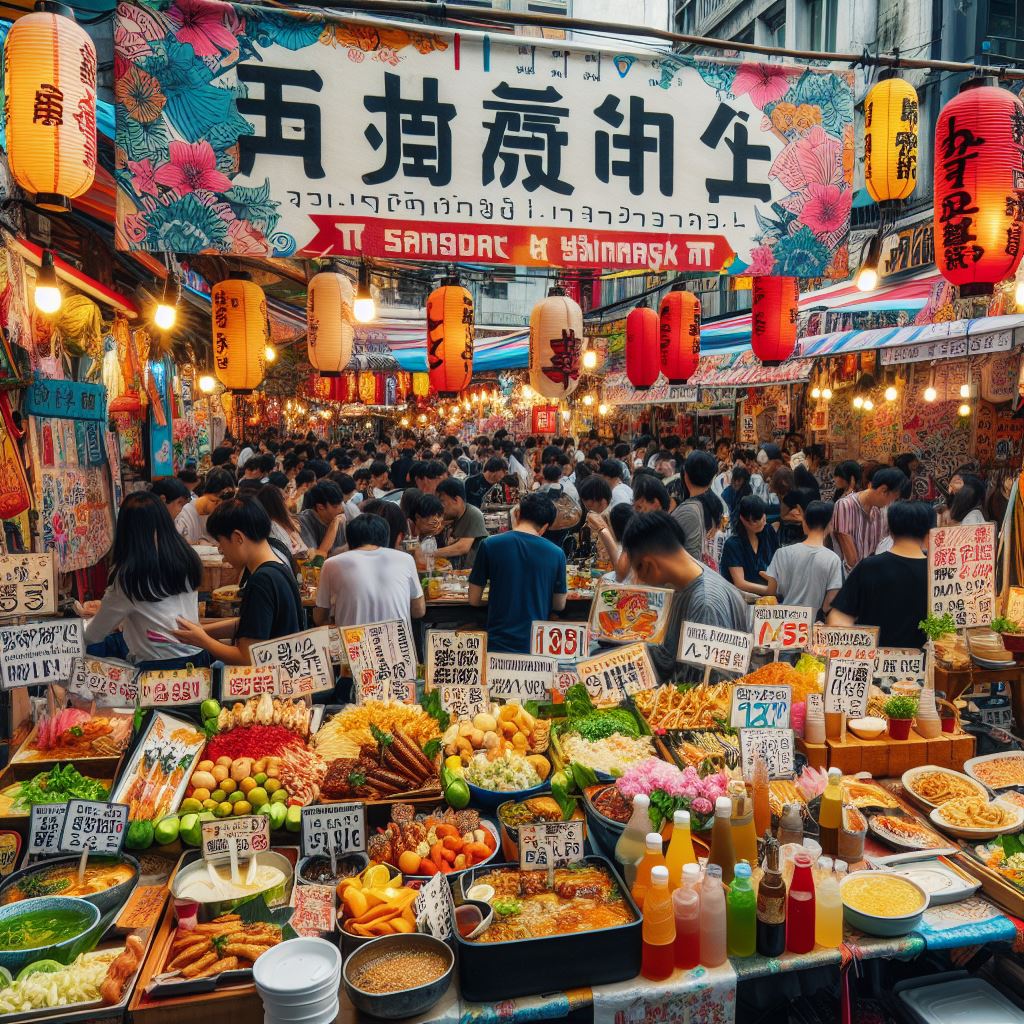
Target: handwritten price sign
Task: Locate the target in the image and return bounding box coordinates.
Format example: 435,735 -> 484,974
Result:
678,623 -> 753,675
575,643 -> 656,703
824,658 -> 872,717
426,630 -> 486,688
730,685 -> 791,729
221,664 -> 315,700
201,815 -> 270,865
874,648 -> 926,688
519,820 -> 586,870
0,618 -> 84,689
291,884 -> 336,937
59,800 -> 129,855
356,676 -> 415,705
812,624 -> 879,663
486,653 -> 554,703
531,621 -> 589,662
414,871 -> 454,941
739,728 -> 795,780
929,522 -> 996,627
438,684 -> 490,722
28,803 -> 67,857
69,657 -> 139,707
139,666 -> 212,707
300,802 -> 366,858
751,606 -> 813,651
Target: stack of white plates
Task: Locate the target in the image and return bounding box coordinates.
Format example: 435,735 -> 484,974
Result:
253,938 -> 342,1024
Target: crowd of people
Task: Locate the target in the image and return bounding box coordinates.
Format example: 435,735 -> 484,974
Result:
80,426 -> 1005,689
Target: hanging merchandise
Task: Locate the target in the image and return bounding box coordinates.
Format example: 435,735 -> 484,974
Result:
864,76 -> 919,203
306,269 -> 354,376
413,371 -> 430,398
54,294 -> 103,363
659,286 -> 701,384
427,277 -> 474,395
0,394 -> 31,519
358,371 -> 377,405
751,276 -> 799,365
4,2 -> 97,211
530,286 -> 583,400
211,274 -> 268,393
934,78 -> 1024,295
626,302 -> 660,389
148,357 -> 174,476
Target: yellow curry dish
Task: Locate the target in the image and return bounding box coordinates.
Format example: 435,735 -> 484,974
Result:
842,873 -> 927,918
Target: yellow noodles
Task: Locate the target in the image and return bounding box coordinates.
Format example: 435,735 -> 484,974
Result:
843,875 -> 924,917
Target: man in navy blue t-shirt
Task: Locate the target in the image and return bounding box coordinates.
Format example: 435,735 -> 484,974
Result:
468,493 -> 567,653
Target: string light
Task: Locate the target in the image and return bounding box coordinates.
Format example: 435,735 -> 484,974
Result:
863,397 -> 874,411
153,275 -> 177,331
884,385 -> 898,401
582,393 -> 594,406
924,385 -> 937,402
34,249 -> 61,314
522,384 -> 534,399
364,419 -> 372,428
821,387 -> 832,400
810,386 -> 821,399
353,262 -> 375,323
198,374 -> 216,394
264,344 -> 277,363
418,413 -> 427,424
598,403 -> 608,416
400,416 -> 409,427
561,409 -> 571,421
958,402 -> 972,417
582,348 -> 598,371
853,395 -> 864,409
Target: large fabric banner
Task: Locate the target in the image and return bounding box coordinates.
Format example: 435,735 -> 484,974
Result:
114,1 -> 854,276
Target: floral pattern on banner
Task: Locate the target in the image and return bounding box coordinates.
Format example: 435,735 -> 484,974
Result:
114,0 -> 449,257
592,961 -> 737,1024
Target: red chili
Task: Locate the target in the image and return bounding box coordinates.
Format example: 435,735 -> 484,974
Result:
204,725 -> 303,762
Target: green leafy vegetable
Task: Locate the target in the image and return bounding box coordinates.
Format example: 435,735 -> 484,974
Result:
573,709 -> 640,741
420,688 -> 450,732
919,613 -> 957,642
492,897 -> 522,917
422,737 -> 442,761
563,684 -> 595,720
882,694 -> 919,720
12,763 -> 108,811
991,616 -> 1021,635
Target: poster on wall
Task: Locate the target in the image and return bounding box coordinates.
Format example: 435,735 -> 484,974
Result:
148,358 -> 174,477
114,2 -> 854,278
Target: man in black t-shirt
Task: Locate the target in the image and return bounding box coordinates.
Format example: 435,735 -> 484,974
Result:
827,500 -> 935,649
173,497 -> 303,665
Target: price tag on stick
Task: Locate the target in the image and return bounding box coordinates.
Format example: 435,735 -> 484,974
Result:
59,800 -> 129,855
28,803 -> 67,858
414,871 -> 454,940
201,814 -> 271,882
824,658 -> 872,717
518,820 -> 585,871
301,802 -> 366,876
739,729 -> 795,780
730,685 -> 792,729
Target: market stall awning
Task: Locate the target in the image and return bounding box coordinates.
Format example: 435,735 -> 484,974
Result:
797,314 -> 1024,362
357,320 -> 529,372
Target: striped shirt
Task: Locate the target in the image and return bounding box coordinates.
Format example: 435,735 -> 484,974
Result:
832,491 -> 888,571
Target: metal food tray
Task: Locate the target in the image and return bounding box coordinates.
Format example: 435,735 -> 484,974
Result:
452,855 -> 641,1002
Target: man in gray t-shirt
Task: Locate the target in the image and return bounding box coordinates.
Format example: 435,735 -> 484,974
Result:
621,510 -> 749,683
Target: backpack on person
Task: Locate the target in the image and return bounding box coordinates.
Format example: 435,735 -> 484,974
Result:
546,485 -> 582,531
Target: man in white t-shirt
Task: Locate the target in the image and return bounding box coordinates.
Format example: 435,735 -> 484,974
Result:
312,514 -> 425,633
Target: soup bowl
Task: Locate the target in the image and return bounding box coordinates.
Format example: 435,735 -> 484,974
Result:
0,896 -> 103,974
0,855 -> 139,917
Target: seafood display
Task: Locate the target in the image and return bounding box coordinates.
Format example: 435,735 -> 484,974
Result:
367,803 -> 498,876
159,913 -> 286,980
16,708 -> 132,762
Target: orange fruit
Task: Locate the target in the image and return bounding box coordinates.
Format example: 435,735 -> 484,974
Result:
398,851 -> 421,875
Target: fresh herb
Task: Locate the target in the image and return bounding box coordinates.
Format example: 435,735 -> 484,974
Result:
20,874 -> 70,897
347,768 -> 367,788
12,763 -> 109,811
991,616 -> 1021,635
370,723 -> 394,754
919,613 -> 957,642
492,897 -> 522,917
420,689 -> 450,732
573,709 -> 640,741
648,789 -> 679,832
68,726 -> 83,737
422,737 -> 442,761
882,695 -> 919,720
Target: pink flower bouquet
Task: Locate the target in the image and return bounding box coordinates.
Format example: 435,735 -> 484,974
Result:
616,758 -> 729,831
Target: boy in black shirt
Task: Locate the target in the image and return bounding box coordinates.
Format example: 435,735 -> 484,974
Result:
173,497 -> 302,664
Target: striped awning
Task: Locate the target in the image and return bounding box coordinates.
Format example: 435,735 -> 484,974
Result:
356,320 -> 529,372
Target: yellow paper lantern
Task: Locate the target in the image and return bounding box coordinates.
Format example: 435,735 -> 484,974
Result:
426,277 -> 474,395
529,286 -> 583,400
864,77 -> 918,203
211,275 -> 267,394
306,270 -> 354,376
4,3 -> 97,211
412,372 -> 430,398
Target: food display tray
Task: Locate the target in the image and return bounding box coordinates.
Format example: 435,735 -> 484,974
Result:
451,856 -> 641,1002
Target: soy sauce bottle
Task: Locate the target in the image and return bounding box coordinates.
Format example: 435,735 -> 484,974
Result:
756,834 -> 786,958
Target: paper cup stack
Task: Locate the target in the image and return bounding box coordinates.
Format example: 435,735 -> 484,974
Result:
253,937 -> 342,1024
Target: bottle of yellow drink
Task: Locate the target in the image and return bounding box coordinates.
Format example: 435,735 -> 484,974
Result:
664,809 -> 697,888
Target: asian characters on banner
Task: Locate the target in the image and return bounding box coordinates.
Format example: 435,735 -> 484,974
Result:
306,270 -> 354,376
530,286 -> 583,400
211,276 -> 268,393
113,2 -> 854,276
531,404 -> 559,435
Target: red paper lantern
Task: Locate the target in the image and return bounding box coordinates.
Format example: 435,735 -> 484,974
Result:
426,277 -> 474,395
625,303 -> 660,389
934,78 -> 1024,296
751,276 -> 798,365
659,287 -> 701,384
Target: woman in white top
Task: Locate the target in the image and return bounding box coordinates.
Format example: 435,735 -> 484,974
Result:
83,491 -> 210,669
949,476 -> 988,527
256,484 -> 308,557
175,467 -> 236,544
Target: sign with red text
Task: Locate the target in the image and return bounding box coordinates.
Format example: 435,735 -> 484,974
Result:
426,630 -> 486,688
730,685 -> 791,729
59,800 -> 129,855
824,658 -> 872,717
139,666 -> 212,707
250,627 -> 335,694
679,623 -> 752,675
202,814 -> 270,865
291,884 -> 335,937
519,820 -> 585,870
576,643 -> 657,702
531,406 -> 559,435
811,624 -> 879,663
439,684 -> 490,722
552,666 -> 580,698
222,664 -> 314,700
531,621 -> 589,662
739,728 -> 795,780
0,618 -> 84,688
69,657 -> 139,707
751,605 -> 813,651
0,552 -> 56,617
343,620 -> 417,701
486,653 -> 555,703
928,522 -> 996,627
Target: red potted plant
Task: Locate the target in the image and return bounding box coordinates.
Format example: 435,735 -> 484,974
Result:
883,695 -> 918,740
991,616 -> 1024,661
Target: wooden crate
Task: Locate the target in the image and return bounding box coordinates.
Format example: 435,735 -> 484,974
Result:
799,729 -> 975,775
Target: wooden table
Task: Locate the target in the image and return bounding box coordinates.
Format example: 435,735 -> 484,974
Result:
934,662 -> 1024,731
421,595 -> 592,632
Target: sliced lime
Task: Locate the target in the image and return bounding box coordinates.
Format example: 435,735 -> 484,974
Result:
16,960 -> 63,981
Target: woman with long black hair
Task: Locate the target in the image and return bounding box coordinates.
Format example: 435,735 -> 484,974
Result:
83,491 -> 209,669
719,494 -> 779,598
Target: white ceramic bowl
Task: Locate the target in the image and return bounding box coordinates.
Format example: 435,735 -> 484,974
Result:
840,870 -> 928,937
901,765 -> 989,811
253,937 -> 341,997
929,798 -> 1024,840
847,716 -> 886,740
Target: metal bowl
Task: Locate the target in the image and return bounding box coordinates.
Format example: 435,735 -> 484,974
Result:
170,850 -> 293,921
296,853 -> 367,887
0,854 -> 139,916
342,933 -> 454,1020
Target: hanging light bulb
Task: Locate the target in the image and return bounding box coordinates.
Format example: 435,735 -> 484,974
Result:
418,413 -> 427,424
855,233 -> 882,292
522,384 -> 534,399
811,385 -> 821,399
153,275 -> 177,331
959,382 -> 971,398
582,393 -> 594,406
353,262 -> 375,323
884,385 -> 898,401
582,348 -> 598,371
852,395 -> 864,409
1016,279 -> 1024,306
463,401 -> 470,412
34,249 -> 61,314
863,397 -> 874,411
400,416 -> 409,427
598,403 -> 608,416
958,402 -> 972,417
822,386 -> 833,401
364,419 -> 372,428
264,344 -> 277,363
560,409 -> 571,421
198,374 -> 216,394
924,385 -> 937,402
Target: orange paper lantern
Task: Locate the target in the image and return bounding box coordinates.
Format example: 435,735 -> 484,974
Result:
3,3 -> 96,211
751,276 -> 798,365
426,278 -> 474,395
659,287 -> 701,385
626,303 -> 660,389
529,287 -> 583,400
306,271 -> 354,376
412,372 -> 430,398
864,77 -> 919,204
934,78 -> 1024,296
211,275 -> 267,393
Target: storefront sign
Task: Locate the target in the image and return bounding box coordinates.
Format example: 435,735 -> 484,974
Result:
0,552 -> 56,616
811,624 -> 879,662
69,657 -> 139,707
139,666 -> 213,707
59,800 -> 129,855
115,3 -> 853,279
426,630 -> 486,688
250,626 -> 335,694
678,623 -> 752,675
751,605 -> 812,651
531,405 -> 559,435
531,621 -> 589,662
28,803 -> 66,857
486,653 -> 555,703
201,815 -> 270,865
588,583 -> 672,645
730,685 -> 791,729
575,643 -> 657,702
24,374 -> 107,422
301,802 -> 366,858
342,620 -> 417,699
0,618 -> 84,689
439,684 -> 490,721
519,820 -> 585,870
414,871 -> 454,941
824,658 -> 872,717
879,328 -> 1014,366
739,728 -> 794,780
874,648 -> 926,688
928,523 -> 996,628
291,884 -> 335,938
